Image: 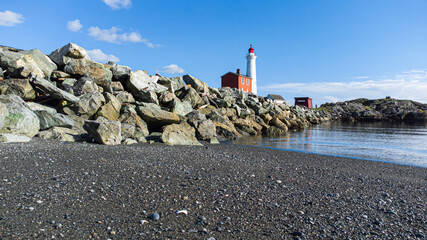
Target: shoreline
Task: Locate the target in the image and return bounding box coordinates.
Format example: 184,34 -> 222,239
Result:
0,140 -> 426,239
226,143 -> 427,169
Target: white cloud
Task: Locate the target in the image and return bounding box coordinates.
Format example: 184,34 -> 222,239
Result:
353,76 -> 370,80
87,49 -> 120,63
260,70 -> 427,104
102,0 -> 132,9
88,26 -> 159,47
160,64 -> 185,74
0,10 -> 24,27
67,19 -> 82,32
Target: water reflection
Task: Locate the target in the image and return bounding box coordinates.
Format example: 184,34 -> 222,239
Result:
230,122 -> 427,168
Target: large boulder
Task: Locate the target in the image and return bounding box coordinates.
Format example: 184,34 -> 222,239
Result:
70,92 -> 106,117
183,75 -> 209,93
126,70 -> 167,95
115,91 -> 135,103
194,119 -> 216,141
119,107 -> 149,141
38,127 -> 83,142
48,43 -> 88,67
29,73 -> 79,104
72,74 -> 99,96
156,74 -> 185,92
0,46 -> 57,78
107,61 -> 131,83
34,110 -> 74,130
172,100 -> 193,117
96,93 -> 121,121
161,123 -> 202,146
213,121 -> 241,140
134,90 -> 159,105
0,78 -> 36,100
0,94 -> 40,137
0,133 -> 32,143
182,88 -> 204,108
84,120 -> 122,145
136,106 -> 180,130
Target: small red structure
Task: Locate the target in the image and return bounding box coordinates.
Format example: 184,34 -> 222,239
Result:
221,69 -> 252,92
294,97 -> 313,108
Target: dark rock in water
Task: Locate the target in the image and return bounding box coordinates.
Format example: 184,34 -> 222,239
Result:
320,98 -> 426,123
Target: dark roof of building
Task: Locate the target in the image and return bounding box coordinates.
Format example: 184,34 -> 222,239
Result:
221,71 -> 251,79
267,94 -> 285,100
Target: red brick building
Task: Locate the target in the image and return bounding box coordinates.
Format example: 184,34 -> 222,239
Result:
221,69 -> 252,92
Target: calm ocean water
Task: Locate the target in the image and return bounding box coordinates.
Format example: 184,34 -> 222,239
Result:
229,122 -> 427,168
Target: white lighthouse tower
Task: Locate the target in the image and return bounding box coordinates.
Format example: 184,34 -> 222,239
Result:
246,43 -> 257,95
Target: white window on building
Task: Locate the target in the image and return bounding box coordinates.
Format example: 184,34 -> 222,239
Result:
241,78 -> 244,84
247,79 -> 250,85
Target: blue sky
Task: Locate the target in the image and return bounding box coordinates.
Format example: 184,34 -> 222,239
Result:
1,0 -> 426,105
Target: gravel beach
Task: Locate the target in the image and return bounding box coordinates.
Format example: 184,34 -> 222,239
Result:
0,140 -> 425,239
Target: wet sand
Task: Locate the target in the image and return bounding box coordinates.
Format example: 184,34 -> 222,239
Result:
0,140 -> 425,239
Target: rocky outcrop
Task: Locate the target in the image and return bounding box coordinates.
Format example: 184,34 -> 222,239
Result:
0,43 -> 332,146
320,98 -> 426,123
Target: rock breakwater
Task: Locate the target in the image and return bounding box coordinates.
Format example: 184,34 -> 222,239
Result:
0,43 -> 329,145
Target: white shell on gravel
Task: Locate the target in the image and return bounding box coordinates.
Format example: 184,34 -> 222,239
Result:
176,210 -> 188,215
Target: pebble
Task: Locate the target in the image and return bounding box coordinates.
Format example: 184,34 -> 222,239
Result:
176,210 -> 188,215
149,213 -> 160,221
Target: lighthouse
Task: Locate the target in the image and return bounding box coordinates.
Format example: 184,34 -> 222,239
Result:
246,44 -> 257,95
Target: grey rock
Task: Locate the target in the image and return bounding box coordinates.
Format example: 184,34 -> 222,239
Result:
172,100 -> 193,117
0,133 -> 32,143
34,110 -> 74,130
26,102 -> 57,115
107,61 -> 131,83
37,127 -> 83,142
29,73 -> 79,104
194,119 -> 217,141
72,92 -> 106,117
0,46 -> 57,78
127,70 -> 167,95
134,90 -> 159,105
84,120 -> 122,145
149,213 -> 160,221
96,93 -> 121,121
111,81 -> 124,92
183,88 -> 204,108
136,106 -> 180,130
0,94 -> 40,137
161,123 -> 202,146
48,43 -> 88,67
0,78 -> 36,100
115,91 -> 135,103
183,74 -> 209,93
72,75 -> 99,96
